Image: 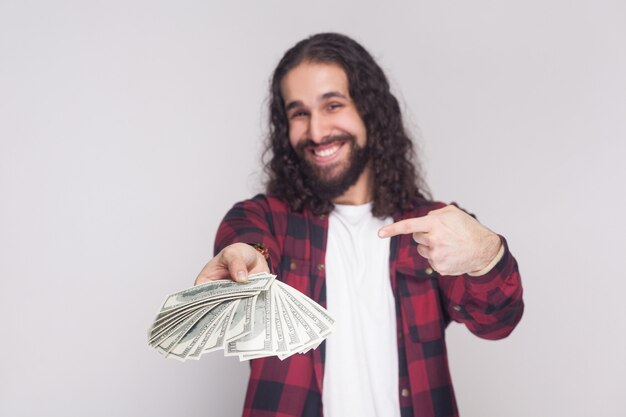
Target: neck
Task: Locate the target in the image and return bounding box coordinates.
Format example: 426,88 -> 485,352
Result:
332,166 -> 373,206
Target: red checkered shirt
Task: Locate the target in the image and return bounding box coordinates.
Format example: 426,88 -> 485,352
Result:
214,194 -> 524,417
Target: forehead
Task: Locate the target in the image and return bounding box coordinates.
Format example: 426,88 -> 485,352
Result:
280,62 -> 350,105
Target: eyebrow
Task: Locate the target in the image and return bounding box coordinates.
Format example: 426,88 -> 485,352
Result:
284,91 -> 348,112
321,91 -> 347,100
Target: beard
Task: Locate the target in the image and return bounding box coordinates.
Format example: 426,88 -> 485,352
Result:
295,133 -> 370,201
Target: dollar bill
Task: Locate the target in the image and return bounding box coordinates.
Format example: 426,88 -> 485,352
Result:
224,288 -> 273,356
224,296 -> 255,342
167,302 -> 233,361
186,304 -> 234,360
157,274 -> 274,314
276,281 -> 334,336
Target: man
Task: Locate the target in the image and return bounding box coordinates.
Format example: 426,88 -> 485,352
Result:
195,33 -> 523,417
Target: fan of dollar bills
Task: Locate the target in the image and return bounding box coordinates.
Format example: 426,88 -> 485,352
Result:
148,272 -> 335,362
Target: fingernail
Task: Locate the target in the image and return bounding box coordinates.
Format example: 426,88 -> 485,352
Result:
378,229 -> 388,238
236,271 -> 247,283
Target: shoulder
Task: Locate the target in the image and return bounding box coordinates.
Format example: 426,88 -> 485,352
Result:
227,194 -> 291,217
220,195 -> 313,249
224,195 -> 311,228
395,197 -> 448,220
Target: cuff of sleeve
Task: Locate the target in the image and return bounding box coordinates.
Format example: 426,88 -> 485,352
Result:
467,236 -> 505,277
246,242 -> 274,274
247,243 -> 270,259
464,235 -> 511,291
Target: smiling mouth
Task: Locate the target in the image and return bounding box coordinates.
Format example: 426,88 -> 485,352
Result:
307,140 -> 345,161
312,143 -> 341,157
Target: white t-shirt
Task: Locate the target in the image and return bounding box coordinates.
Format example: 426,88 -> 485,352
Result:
322,203 -> 400,417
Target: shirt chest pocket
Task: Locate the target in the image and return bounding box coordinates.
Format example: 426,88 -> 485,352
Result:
396,269 -> 445,343
277,256 -> 313,298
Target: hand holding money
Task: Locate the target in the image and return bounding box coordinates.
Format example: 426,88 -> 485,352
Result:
195,243 -> 270,284
148,272 -> 335,362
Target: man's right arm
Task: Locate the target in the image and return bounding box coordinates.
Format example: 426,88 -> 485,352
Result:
195,196 -> 281,285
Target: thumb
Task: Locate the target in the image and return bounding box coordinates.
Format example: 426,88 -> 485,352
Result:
226,256 -> 249,283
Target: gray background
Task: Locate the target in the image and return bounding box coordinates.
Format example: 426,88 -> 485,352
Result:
1,1 -> 625,416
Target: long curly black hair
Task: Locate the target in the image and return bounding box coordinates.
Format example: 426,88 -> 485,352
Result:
264,33 -> 429,217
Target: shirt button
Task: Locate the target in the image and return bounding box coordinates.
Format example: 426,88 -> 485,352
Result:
317,263 -> 325,271
319,214 -> 326,219
452,305 -> 462,312
401,388 -> 410,397
397,332 -> 403,340
425,267 -> 434,275
290,261 -> 297,271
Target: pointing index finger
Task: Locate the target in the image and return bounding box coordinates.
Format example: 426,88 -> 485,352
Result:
378,216 -> 433,238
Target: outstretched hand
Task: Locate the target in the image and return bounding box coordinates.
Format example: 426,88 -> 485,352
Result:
194,243 -> 270,285
378,205 -> 503,276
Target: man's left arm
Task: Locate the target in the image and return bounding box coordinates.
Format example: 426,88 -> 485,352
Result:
379,205 -> 524,340
438,235 -> 524,339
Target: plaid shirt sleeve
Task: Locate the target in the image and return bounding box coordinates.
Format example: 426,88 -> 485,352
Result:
213,194 -> 284,271
397,201 -> 524,341
213,195 -> 324,417
437,235 -> 524,340
408,202 -> 524,340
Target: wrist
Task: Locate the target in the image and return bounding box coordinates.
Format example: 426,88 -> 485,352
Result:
247,243 -> 269,259
468,236 -> 504,277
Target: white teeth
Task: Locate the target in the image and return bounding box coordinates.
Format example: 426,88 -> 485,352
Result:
313,145 -> 340,157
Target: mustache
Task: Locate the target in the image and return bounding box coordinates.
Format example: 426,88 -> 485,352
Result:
295,133 -> 356,154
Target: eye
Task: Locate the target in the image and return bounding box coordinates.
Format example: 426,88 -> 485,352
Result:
327,102 -> 343,111
289,110 -> 309,119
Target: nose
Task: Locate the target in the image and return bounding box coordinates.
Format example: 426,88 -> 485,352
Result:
308,112 -> 330,143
